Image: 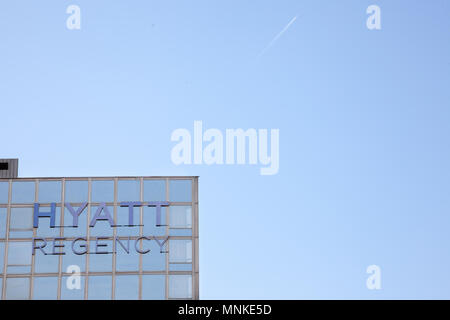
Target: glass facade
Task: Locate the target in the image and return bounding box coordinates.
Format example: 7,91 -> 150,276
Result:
0,177 -> 199,300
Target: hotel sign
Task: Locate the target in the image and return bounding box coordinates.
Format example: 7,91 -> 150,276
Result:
32,201 -> 170,256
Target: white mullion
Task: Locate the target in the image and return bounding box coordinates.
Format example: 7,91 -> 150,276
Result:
84,178 -> 91,300
29,179 -> 38,300
165,178 -> 169,300
1,180 -> 12,300
111,178 -> 118,300
57,178 -> 65,300
139,177 -> 143,300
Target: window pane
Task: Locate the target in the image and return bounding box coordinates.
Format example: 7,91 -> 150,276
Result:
0,207 -> 7,238
0,181 -> 8,203
143,180 -> 166,201
8,241 -> 32,265
117,179 -> 140,202
34,248 -> 59,273
33,277 -> 58,300
116,205 -> 140,236
169,263 -> 192,272
35,207 -> 61,238
169,240 -> 192,263
90,205 -> 114,237
63,205 -> 88,238
7,265 -> 32,274
115,275 -> 139,300
6,277 -> 30,300
169,275 -> 192,299
169,180 -> 191,202
142,240 -> 166,271
38,181 -> 61,203
61,275 -> 85,300
0,242 -> 4,273
142,275 -> 165,300
91,180 -> 114,203
116,238 -> 139,271
62,240 -> 86,273
88,240 -> 113,272
143,206 -> 166,236
169,229 -> 192,236
88,276 -> 112,300
170,206 -> 192,228
10,207 -> 33,239
11,181 -> 35,203
65,180 -> 88,203
10,207 -> 33,229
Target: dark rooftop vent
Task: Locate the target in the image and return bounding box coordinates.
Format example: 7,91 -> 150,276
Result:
0,159 -> 18,178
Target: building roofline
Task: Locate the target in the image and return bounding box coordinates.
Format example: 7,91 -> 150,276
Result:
0,175 -> 199,180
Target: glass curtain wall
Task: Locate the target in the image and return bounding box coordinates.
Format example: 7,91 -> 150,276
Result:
0,177 -> 198,300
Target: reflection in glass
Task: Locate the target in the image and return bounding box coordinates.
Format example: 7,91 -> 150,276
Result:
142,275 -> 165,300
10,207 -> 33,229
143,180 -> 166,201
88,276 -> 112,300
116,238 -> 139,271
169,263 -> 192,272
142,240 -> 166,271
115,275 -> 139,300
169,229 -> 192,236
5,277 -> 30,300
38,180 -> 61,203
11,181 -> 35,203
34,249 -> 59,273
10,207 -> 33,239
169,240 -> 192,263
169,275 -> 192,299
0,242 -> 4,273
117,179 -> 140,202
88,240 -> 113,272
169,180 -> 191,202
7,265 -> 32,274
169,206 -> 192,228
91,180 -> 114,203
8,241 -> 32,265
65,180 -> 88,203
0,207 -> 7,238
33,277 -> 58,300
0,181 -> 8,203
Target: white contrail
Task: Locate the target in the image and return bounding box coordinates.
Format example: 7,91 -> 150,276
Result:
257,15 -> 297,59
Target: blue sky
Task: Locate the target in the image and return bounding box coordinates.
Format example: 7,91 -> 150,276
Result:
1,0 -> 450,299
